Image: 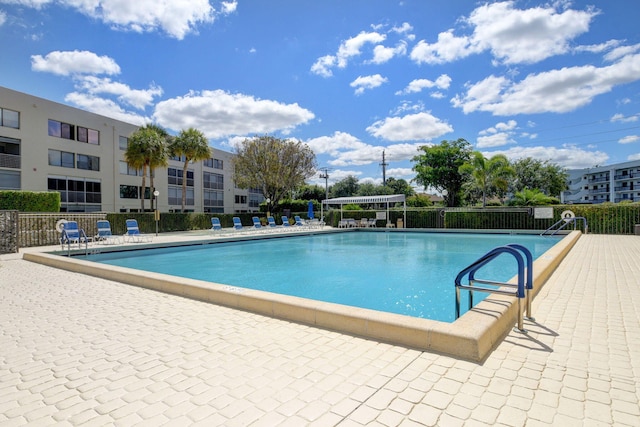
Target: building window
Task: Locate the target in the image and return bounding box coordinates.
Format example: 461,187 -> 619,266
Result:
248,193 -> 263,208
48,177 -> 101,211
0,170 -> 20,190
120,185 -> 139,199
48,149 -> 75,168
0,136 -> 21,169
168,168 -> 194,186
77,127 -> 100,145
0,108 -> 20,129
168,186 -> 194,206
119,136 -> 128,150
204,189 -> 224,212
203,158 -> 223,169
235,195 -> 247,204
119,161 -> 142,176
48,119 -> 75,140
77,154 -> 100,171
203,171 -> 223,190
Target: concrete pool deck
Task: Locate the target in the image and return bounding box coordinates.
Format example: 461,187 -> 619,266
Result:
1,232 -> 639,425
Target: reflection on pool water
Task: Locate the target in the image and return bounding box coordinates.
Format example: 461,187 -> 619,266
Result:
83,232 -> 562,322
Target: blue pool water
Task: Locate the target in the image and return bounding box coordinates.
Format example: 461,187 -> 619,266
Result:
83,232 -> 561,322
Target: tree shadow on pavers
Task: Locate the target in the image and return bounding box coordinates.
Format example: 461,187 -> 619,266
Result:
502,319 -> 558,353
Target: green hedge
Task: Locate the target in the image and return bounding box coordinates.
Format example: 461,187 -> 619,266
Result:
0,191 -> 60,212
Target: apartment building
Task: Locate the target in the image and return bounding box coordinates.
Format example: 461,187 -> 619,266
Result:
561,160 -> 640,204
0,86 -> 262,213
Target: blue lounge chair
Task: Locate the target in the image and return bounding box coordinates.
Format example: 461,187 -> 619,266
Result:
210,217 -> 222,233
232,217 -> 246,232
252,216 -> 266,232
281,216 -> 292,230
267,216 -> 279,229
125,218 -> 152,243
294,216 -> 307,227
95,220 -> 121,244
60,220 -> 89,249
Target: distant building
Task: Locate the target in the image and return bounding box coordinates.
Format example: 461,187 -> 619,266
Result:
561,160 -> 640,204
0,86 -> 263,213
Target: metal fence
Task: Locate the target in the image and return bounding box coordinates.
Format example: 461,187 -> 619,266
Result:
5,204 -> 640,249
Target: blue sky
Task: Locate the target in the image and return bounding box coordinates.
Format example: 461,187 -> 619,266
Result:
2,0 -> 640,190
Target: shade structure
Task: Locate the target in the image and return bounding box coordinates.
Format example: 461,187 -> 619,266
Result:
321,194 -> 406,227
308,201 -> 314,219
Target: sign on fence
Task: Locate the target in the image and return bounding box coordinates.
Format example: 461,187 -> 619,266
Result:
534,207 -> 554,219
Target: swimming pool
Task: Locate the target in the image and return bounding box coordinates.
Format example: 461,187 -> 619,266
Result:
81,232 -> 561,322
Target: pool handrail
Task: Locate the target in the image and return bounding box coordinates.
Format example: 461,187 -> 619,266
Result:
541,216 -> 588,236
454,245 -> 532,332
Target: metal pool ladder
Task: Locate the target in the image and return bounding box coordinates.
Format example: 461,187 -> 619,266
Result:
454,244 -> 533,332
541,216 -> 588,236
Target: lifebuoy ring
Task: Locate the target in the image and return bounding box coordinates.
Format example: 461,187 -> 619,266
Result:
55,219 -> 68,233
561,210 -> 575,222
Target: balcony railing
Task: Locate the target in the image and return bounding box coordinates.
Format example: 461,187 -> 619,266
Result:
0,153 -> 20,169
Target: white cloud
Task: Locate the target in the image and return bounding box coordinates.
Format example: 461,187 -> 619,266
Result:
467,1 -> 596,65
476,120 -> 519,148
619,135 -> 640,144
366,112 -> 453,142
153,90 -> 315,139
74,77 -> 163,110
64,92 -> 151,125
370,41 -> 407,64
574,39 -> 621,54
6,0 -> 229,39
0,10 -> 6,26
490,145 -> 608,169
604,43 -> 640,62
410,30 -> 476,65
477,132 -> 514,148
391,22 -> 413,36
305,132 -> 424,167
628,153 -> 640,161
311,30 -> 386,77
221,1 -> 237,14
350,74 -> 388,95
611,113 -> 639,123
31,50 -> 120,76
410,1 -> 597,65
396,74 -> 451,95
452,53 -> 640,115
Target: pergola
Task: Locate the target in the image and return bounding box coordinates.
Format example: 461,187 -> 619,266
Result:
321,194 -> 406,227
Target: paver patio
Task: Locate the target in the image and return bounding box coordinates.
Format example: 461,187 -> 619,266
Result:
1,233 -> 638,426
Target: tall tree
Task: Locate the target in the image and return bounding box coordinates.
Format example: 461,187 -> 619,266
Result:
412,138 -> 472,207
459,152 -> 514,207
233,135 -> 316,215
511,158 -> 568,197
125,124 -> 169,211
169,128 -> 211,212
330,176 -> 360,198
385,177 -> 415,197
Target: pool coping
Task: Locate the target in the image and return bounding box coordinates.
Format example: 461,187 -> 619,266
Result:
23,229 -> 581,362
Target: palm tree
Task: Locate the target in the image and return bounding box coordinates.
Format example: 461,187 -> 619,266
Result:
169,128 -> 211,212
125,124 -> 169,211
459,152 -> 514,207
511,188 -> 556,206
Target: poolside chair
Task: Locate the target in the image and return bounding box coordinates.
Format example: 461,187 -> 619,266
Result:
294,216 -> 308,227
252,216 -> 266,232
95,220 -> 121,244
267,216 -> 279,230
367,218 -> 377,228
60,220 -> 89,249
232,217 -> 246,232
281,216 -> 293,230
210,217 -> 223,233
124,219 -> 152,243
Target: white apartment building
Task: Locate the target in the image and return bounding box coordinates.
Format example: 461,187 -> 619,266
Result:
0,86 -> 263,213
561,160 -> 640,204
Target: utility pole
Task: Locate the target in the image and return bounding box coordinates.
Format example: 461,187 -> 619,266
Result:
380,150 -> 388,186
319,167 -> 330,200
